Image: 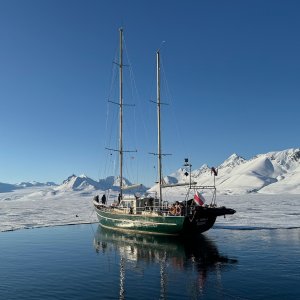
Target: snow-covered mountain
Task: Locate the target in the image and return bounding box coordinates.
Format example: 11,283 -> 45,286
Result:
98,176 -> 133,191
0,174 -> 147,193
55,174 -> 99,191
1,148 -> 299,194
0,182 -> 18,193
160,148 -> 300,195
0,181 -> 57,193
55,174 -> 148,193
16,181 -> 57,188
218,153 -> 246,169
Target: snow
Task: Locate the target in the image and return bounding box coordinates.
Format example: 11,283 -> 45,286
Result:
0,187 -> 99,232
214,194 -> 300,230
0,186 -> 299,233
259,164 -> 300,194
163,148 -> 300,195
218,153 -> 246,169
0,148 -> 299,233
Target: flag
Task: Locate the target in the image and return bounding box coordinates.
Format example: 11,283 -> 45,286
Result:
194,191 -> 206,206
211,167 -> 218,176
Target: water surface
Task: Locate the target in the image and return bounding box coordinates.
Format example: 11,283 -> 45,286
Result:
0,225 -> 299,299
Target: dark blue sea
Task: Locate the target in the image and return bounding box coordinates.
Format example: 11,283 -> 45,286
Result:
0,224 -> 299,299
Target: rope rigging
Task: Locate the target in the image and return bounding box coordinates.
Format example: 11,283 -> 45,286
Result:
102,31 -> 142,186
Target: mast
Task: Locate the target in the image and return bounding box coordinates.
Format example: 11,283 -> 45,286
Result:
119,28 -> 124,199
157,51 -> 162,204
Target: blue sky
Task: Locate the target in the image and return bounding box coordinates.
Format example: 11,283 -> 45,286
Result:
0,0 -> 299,186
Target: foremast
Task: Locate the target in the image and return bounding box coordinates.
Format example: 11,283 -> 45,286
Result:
116,28 -> 137,199
119,28 -> 124,199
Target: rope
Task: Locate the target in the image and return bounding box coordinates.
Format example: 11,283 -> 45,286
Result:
99,43 -> 120,181
125,39 -> 159,186
160,55 -> 185,161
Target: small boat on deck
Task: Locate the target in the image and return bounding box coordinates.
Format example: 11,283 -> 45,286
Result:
93,29 -> 235,236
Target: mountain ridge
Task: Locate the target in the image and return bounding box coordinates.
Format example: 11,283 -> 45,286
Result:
1,148 -> 299,194
169,148 -> 300,194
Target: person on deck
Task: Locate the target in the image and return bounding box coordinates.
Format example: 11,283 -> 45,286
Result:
101,194 -> 106,204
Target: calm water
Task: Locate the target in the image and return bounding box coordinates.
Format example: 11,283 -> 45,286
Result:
0,225 -> 299,300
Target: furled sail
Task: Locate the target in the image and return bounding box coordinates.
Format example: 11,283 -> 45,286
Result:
122,184 -> 143,190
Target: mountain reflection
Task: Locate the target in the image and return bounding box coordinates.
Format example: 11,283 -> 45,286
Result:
93,226 -> 237,298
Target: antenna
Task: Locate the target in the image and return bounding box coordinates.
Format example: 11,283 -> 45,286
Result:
157,40 -> 166,52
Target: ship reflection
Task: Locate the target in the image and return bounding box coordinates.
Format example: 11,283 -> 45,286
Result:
93,226 -> 237,298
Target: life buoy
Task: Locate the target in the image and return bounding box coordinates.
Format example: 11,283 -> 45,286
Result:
170,206 -> 176,215
170,205 -> 182,216
175,206 -> 181,216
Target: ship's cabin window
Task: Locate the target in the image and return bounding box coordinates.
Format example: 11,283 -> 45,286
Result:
120,200 -> 134,209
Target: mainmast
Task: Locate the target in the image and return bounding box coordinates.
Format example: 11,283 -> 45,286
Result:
119,28 -> 124,199
157,51 -> 163,204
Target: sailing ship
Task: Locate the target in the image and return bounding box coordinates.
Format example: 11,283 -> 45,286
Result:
93,28 -> 235,236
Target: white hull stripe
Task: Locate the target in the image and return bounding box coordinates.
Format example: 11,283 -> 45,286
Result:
100,223 -> 179,236
96,211 -> 178,226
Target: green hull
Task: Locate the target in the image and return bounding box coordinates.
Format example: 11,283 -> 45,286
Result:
95,207 -> 185,235
94,206 -> 218,236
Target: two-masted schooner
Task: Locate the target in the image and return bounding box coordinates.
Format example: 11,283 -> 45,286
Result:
93,29 -> 235,236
